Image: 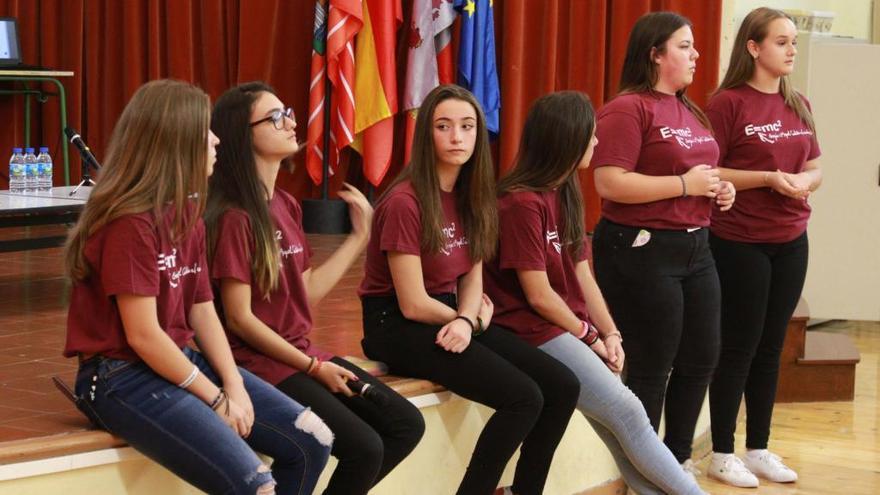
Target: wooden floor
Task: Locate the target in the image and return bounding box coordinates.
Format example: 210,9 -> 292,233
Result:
696,319 -> 880,495
0,225 -> 878,494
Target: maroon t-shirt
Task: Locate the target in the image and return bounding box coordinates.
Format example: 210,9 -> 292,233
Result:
707,85 -> 821,243
359,181 -> 473,297
591,92 -> 720,229
64,207 -> 213,361
484,190 -> 591,346
211,189 -> 332,385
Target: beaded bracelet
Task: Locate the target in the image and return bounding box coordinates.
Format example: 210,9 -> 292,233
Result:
210,388 -> 226,410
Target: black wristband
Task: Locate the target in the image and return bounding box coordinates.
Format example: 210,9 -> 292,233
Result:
455,315 -> 476,332
582,325 -> 600,346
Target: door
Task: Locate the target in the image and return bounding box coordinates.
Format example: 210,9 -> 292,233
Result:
796,37 -> 880,321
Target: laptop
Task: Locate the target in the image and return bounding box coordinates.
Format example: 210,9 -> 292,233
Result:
0,17 -> 48,71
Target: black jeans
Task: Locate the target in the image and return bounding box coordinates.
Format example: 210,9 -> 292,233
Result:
592,218 -> 721,463
361,294 -> 579,495
708,232 -> 809,453
276,357 -> 425,495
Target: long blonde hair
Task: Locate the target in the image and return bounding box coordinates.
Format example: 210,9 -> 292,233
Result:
65,79 -> 211,280
717,7 -> 815,132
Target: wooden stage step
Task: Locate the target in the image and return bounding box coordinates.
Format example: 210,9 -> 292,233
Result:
0,357 -> 445,467
776,299 -> 861,402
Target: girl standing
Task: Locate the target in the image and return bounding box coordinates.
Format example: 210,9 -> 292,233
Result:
591,11 -> 735,473
705,8 -> 820,487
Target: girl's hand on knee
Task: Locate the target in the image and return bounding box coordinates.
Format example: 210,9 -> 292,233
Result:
436,319 -> 472,353
602,336 -> 625,374
225,381 -> 254,429
314,361 -> 359,396
217,396 -> 252,438
588,339 -> 618,372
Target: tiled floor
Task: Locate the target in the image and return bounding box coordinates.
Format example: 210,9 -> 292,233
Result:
0,225 -> 367,443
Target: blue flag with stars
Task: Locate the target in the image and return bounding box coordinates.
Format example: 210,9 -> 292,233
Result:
455,0 -> 500,135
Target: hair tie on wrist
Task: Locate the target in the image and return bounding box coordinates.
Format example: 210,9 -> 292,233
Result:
455,315 -> 475,333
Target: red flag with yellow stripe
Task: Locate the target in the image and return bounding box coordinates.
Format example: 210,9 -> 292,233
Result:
351,0 -> 402,186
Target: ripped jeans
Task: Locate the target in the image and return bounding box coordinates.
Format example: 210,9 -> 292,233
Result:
74,347 -> 331,495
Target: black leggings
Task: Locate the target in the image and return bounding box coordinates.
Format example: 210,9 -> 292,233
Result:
592,218 -> 721,463
361,294 -> 579,495
709,232 -> 809,453
276,357 -> 425,495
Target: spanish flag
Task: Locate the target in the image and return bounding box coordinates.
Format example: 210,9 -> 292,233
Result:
350,0 -> 402,187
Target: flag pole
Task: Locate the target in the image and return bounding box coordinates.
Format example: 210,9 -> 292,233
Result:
321,19 -> 331,201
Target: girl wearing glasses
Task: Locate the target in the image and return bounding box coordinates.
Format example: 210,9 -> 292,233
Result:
63,80 -> 332,495
360,84 -> 580,495
205,82 -> 424,495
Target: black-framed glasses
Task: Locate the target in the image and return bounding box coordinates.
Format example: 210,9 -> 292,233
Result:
250,107 -> 295,130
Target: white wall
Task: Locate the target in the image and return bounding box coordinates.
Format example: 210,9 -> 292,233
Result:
719,0 -> 874,78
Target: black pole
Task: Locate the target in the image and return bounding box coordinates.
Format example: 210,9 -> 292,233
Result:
300,7 -> 350,235
321,18 -> 331,201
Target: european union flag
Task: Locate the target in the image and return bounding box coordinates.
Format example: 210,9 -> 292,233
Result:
455,0 -> 500,135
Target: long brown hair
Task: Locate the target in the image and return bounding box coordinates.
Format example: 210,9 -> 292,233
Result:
618,11 -> 711,130
65,79 -> 211,280
717,7 -> 815,132
381,84 -> 497,262
499,91 -> 595,258
204,82 -> 281,299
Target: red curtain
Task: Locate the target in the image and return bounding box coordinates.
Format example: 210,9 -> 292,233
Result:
0,0 -> 720,229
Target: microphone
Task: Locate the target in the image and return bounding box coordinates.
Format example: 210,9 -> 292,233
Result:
347,380 -> 389,407
64,127 -> 101,171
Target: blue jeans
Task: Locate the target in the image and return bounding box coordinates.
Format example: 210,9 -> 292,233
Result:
74,347 -> 332,495
539,333 -> 705,495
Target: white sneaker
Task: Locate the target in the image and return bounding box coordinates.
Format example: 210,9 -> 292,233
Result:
680,458 -> 702,481
743,449 -> 798,483
708,452 -> 759,488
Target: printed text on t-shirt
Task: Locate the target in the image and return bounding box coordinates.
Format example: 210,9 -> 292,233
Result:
659,126 -> 715,149
546,229 -> 562,254
744,120 -> 813,144
440,222 -> 468,256
157,248 -> 202,288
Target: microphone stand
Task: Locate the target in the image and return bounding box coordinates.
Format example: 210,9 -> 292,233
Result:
69,148 -> 100,197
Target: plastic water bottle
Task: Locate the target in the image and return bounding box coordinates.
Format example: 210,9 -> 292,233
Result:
8,147 -> 24,194
23,147 -> 37,193
36,147 -> 53,192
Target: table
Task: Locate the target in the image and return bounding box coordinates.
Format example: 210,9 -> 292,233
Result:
0,70 -> 75,185
0,186 -> 90,252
